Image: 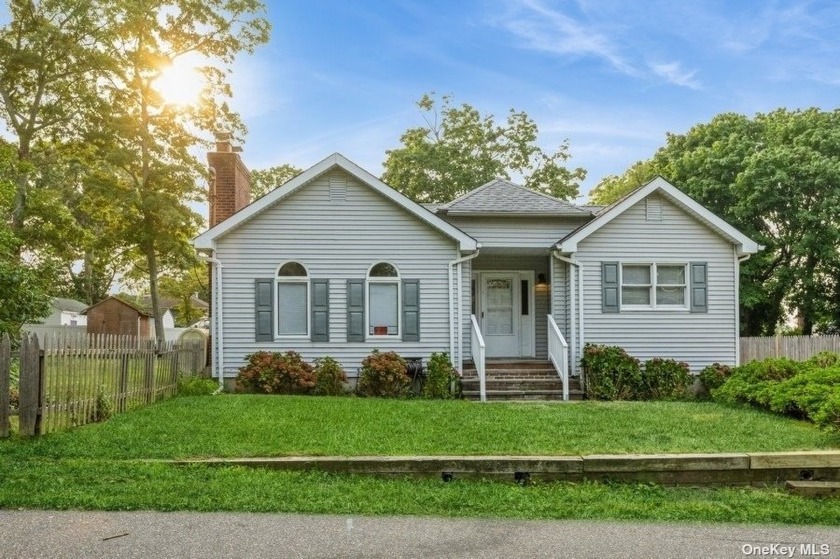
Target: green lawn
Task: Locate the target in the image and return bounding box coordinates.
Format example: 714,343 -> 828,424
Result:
2,395 -> 840,524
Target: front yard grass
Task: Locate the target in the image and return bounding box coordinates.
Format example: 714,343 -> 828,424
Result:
2,395 -> 840,524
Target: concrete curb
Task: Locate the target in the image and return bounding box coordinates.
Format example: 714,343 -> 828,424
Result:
170,450 -> 840,486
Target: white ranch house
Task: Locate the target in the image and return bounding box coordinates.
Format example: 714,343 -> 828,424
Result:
194,139 -> 760,400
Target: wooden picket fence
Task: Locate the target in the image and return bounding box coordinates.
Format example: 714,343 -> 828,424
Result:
0,332 -> 207,438
740,334 -> 840,363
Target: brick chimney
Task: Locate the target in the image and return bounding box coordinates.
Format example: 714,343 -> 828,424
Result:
207,132 -> 251,227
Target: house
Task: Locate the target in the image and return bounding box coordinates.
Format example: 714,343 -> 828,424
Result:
40,298 -> 89,327
194,138 -> 761,398
83,296 -> 174,338
135,294 -> 209,326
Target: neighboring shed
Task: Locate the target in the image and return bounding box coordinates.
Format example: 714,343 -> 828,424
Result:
83,296 -> 155,338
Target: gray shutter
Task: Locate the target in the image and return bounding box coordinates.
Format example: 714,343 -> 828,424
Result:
255,279 -> 274,341
347,279 -> 365,342
690,262 -> 708,313
311,279 -> 329,341
402,280 -> 420,342
602,262 -> 620,313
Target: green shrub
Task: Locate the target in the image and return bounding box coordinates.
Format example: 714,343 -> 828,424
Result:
178,376 -> 219,396
642,358 -> 691,400
236,351 -> 316,395
357,350 -> 409,398
314,357 -> 347,396
698,363 -> 732,393
712,358 -> 803,407
421,352 -> 458,399
8,386 -> 19,409
581,344 -> 643,400
762,368 -> 840,419
813,391 -> 840,432
807,351 -> 840,369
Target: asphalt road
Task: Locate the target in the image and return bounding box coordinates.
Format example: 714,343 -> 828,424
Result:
1,510 -> 839,559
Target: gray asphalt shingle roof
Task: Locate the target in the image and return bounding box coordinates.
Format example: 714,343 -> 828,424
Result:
52,297 -> 88,313
439,179 -> 591,216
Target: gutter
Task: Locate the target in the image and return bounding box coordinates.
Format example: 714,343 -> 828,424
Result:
552,251 -> 584,373
449,249 -> 481,373
198,252 -> 225,391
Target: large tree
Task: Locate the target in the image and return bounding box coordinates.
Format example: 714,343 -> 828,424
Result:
89,0 -> 270,343
590,109 -> 840,335
250,164 -> 302,199
382,94 -> 586,203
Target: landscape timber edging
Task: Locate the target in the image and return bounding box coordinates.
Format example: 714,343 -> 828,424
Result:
170,451 -> 840,487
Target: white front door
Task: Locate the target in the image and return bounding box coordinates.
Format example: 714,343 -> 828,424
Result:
481,273 -> 521,357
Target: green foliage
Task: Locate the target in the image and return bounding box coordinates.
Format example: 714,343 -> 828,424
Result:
698,363 -> 733,394
382,93 -> 586,203
807,351 -> 840,369
712,358 -> 803,407
236,351 -> 316,395
812,393 -> 840,432
250,164 -> 303,199
0,227 -> 51,336
581,344 -> 644,400
421,352 -> 458,399
313,357 -> 348,396
9,386 -> 19,409
357,350 -> 410,398
178,376 -> 218,396
641,358 -> 691,400
592,109 -> 840,335
66,385 -> 113,426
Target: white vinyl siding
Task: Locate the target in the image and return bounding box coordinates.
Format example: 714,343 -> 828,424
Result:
214,169 -> 459,376
578,194 -> 738,372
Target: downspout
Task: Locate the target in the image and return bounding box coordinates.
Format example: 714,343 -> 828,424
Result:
449,249 -> 480,373
199,252 -> 224,391
552,252 -> 584,374
735,252 -> 751,366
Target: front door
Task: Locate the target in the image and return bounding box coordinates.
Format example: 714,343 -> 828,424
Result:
480,273 -> 520,357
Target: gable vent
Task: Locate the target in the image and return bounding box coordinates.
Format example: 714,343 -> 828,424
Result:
646,197 -> 662,222
329,174 -> 347,201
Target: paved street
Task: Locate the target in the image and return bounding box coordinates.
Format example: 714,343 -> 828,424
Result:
2,510 -> 839,558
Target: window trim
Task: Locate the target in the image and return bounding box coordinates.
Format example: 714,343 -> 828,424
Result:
366,261 -> 401,338
275,261 -> 310,338
620,262 -> 688,311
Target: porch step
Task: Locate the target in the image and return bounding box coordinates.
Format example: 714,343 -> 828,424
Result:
461,361 -> 583,401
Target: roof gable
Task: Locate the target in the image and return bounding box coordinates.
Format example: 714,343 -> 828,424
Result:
194,153 -> 478,252
83,296 -> 152,317
52,297 -> 88,313
556,176 -> 761,256
439,179 -> 590,216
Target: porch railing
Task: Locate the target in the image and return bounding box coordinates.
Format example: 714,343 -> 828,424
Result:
470,314 -> 486,402
547,314 -> 569,401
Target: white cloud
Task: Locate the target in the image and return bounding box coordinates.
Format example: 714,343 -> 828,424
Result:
648,61 -> 702,90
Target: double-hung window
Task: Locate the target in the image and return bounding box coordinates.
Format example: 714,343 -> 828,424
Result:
276,261 -> 308,336
621,263 -> 687,309
367,262 -> 400,337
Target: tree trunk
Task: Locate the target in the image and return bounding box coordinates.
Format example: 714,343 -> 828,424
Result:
146,246 -> 166,346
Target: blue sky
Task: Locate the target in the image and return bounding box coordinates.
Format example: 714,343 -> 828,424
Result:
229,0 -> 840,199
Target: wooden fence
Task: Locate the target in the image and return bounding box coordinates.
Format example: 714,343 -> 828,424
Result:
1,332 -> 207,438
740,334 -> 840,363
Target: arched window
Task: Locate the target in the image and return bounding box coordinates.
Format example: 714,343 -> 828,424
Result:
367,261 -> 400,336
276,261 -> 308,336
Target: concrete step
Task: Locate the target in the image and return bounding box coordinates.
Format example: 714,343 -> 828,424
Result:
463,379 -> 571,391
462,389 -> 584,401
785,480 -> 840,497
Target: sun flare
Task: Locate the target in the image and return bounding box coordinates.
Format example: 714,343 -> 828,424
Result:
153,55 -> 205,107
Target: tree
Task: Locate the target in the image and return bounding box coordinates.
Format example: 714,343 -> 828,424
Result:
250,164 -> 302,199
158,260 -> 210,327
382,94 -> 586,203
89,0 -> 270,343
592,109 -> 840,335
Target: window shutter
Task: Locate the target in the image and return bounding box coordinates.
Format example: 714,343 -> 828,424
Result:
602,262 -> 620,313
255,279 -> 274,341
690,262 -> 708,313
347,279 -> 365,342
311,279 -> 329,341
402,280 -> 420,342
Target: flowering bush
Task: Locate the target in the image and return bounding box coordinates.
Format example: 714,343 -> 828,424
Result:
356,350 -> 409,398
236,351 -> 316,395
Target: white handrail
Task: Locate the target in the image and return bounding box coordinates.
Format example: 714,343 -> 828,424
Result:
470,314 -> 486,402
547,314 -> 569,401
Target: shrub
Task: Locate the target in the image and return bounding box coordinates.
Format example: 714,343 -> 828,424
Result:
8,386 -> 19,409
357,350 -> 409,398
642,358 -> 691,400
421,352 -> 458,399
580,344 -> 643,400
712,358 -> 803,407
236,351 -> 316,395
698,363 -> 732,393
807,351 -> 840,369
178,376 -> 219,396
314,357 -> 347,396
813,391 -> 840,432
